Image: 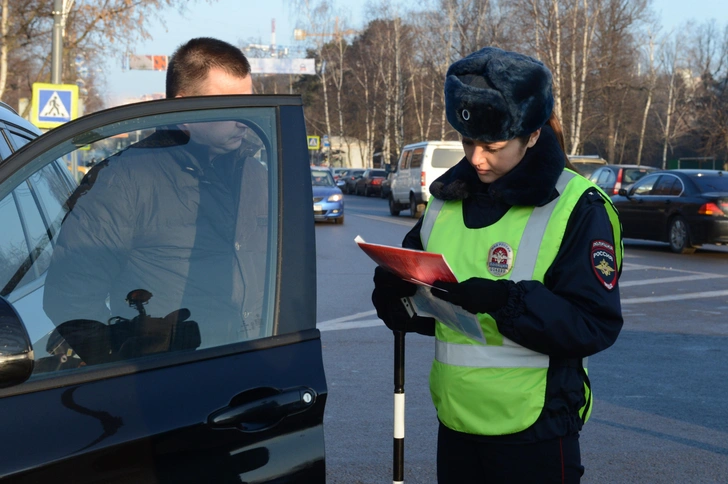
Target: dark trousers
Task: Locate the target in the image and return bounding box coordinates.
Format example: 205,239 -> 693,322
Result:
437,422 -> 584,484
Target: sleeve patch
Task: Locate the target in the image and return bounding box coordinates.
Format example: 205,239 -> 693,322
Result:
591,240 -> 617,291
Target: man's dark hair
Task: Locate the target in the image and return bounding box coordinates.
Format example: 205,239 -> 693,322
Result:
166,37 -> 251,98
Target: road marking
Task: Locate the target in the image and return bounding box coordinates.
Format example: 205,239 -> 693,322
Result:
620,273 -> 727,287
319,310 -> 376,326
319,319 -> 382,332
622,290 -> 728,304
622,262 -> 725,276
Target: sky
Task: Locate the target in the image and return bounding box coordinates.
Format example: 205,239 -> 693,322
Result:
102,0 -> 728,106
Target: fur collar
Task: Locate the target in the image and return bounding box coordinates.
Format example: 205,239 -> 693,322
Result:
429,124 -> 565,207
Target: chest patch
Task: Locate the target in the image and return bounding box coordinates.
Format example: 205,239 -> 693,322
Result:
591,240 -> 617,290
487,242 -> 513,277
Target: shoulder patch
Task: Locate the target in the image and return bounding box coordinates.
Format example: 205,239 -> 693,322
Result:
591,239 -> 617,290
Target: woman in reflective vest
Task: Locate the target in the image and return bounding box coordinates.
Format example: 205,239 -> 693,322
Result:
372,47 -> 623,483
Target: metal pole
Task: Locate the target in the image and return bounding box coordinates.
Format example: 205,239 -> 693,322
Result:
393,331 -> 405,484
51,0 -> 64,84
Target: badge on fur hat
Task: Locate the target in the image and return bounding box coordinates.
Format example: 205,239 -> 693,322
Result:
487,242 -> 513,277
591,240 -> 617,290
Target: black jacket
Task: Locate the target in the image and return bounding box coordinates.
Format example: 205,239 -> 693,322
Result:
404,126 -> 623,442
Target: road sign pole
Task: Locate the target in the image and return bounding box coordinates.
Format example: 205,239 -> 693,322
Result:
52,0 -> 64,84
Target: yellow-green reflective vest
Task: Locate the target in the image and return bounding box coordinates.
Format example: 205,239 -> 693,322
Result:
421,170 -> 622,436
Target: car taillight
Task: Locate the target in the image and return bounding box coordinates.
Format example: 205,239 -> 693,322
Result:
372,179 -> 382,185
613,170 -> 623,195
421,172 -> 426,187
698,202 -> 725,216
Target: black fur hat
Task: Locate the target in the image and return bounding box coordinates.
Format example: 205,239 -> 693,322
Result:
445,47 -> 554,143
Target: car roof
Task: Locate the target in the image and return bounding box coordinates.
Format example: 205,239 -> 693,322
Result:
601,164 -> 659,169
0,101 -> 43,135
664,169 -> 725,175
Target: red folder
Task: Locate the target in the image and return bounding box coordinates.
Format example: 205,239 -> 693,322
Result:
355,235 -> 457,286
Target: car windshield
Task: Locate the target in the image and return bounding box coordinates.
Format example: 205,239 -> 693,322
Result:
312,170 -> 335,187
370,170 -> 386,177
690,174 -> 728,193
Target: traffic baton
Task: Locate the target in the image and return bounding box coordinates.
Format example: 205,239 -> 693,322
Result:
393,329 -> 405,484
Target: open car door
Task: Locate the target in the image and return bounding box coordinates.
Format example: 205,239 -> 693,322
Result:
0,95 -> 326,482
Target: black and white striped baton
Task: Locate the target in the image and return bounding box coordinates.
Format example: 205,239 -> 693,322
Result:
393,329 -> 405,483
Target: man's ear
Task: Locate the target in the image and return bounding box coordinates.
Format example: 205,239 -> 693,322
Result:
526,129 -> 541,148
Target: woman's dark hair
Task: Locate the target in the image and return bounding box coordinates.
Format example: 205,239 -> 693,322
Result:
166,37 -> 251,98
518,111 -> 578,172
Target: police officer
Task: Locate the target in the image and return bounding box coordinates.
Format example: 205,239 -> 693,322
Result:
372,47 -> 623,483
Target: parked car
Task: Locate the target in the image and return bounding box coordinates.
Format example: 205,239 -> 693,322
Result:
331,167 -> 347,181
589,164 -> 659,195
611,169 -> 728,254
569,155 -> 607,178
353,168 -> 387,196
0,95 -> 328,481
341,168 -> 365,194
389,141 -> 464,218
312,166 -> 344,223
380,166 -> 395,199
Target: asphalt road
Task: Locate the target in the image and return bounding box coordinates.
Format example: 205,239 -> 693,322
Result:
316,193 -> 728,484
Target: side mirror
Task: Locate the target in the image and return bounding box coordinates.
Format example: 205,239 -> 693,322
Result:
0,296 -> 34,388
384,163 -> 396,174
618,188 -> 629,197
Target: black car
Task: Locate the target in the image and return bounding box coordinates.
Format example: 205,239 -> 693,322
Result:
0,96 -> 327,481
589,164 -> 659,195
611,169 -> 728,253
353,168 -> 387,196
341,168 -> 365,194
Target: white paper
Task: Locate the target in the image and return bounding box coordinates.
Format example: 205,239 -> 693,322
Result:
408,286 -> 486,344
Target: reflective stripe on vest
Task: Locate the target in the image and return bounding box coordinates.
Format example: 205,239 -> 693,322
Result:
436,338 -> 589,369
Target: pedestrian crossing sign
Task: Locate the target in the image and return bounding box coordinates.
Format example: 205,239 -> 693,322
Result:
31,83 -> 79,129
307,135 -> 320,150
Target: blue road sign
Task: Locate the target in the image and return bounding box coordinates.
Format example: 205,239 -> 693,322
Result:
31,83 -> 79,129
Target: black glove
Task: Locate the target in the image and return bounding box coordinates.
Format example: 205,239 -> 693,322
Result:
372,268 -> 435,336
373,266 -> 417,298
430,278 -> 511,315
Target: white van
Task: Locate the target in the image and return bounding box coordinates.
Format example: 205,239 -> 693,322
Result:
389,140 -> 464,217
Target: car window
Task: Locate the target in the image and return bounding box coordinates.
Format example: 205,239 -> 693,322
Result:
588,168 -> 602,183
370,170 -> 386,177
410,148 -> 424,168
623,168 -> 654,184
430,148 -> 463,169
400,150 -> 412,170
631,174 -> 659,195
0,130 -> 13,159
1,106 -> 281,380
312,169 -> 335,186
690,174 -> 728,192
596,170 -> 613,184
652,175 -> 681,196
6,128 -> 36,150
0,191 -> 31,293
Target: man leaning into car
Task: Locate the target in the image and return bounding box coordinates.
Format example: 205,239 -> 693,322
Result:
43,37 -> 267,352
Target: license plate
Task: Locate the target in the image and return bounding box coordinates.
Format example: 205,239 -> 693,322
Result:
313,204 -> 322,211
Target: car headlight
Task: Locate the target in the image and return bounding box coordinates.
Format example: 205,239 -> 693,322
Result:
327,194 -> 343,202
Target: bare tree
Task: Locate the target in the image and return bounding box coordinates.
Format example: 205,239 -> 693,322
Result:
0,0 -> 210,112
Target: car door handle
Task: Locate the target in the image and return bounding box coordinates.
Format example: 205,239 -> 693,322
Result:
208,386 -> 317,431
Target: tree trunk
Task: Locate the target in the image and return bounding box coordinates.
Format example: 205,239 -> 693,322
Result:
0,0 -> 8,100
